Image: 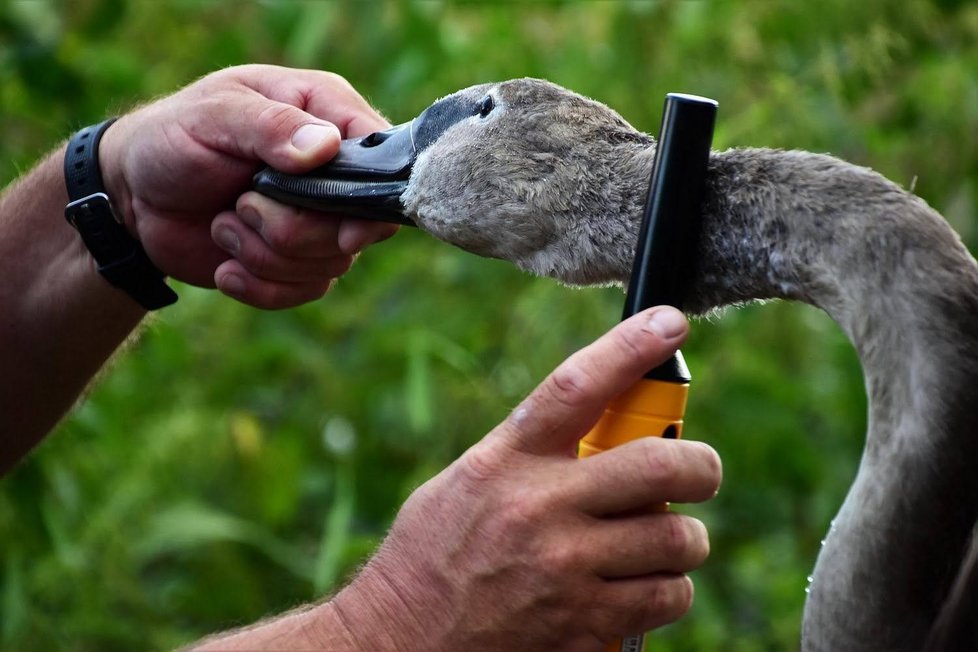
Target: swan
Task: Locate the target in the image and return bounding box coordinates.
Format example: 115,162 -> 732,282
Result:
255,78 -> 978,651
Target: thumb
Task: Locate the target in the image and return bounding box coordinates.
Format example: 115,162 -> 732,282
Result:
238,96 -> 342,173
492,307 -> 689,457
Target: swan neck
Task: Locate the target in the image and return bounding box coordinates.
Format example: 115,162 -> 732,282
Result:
696,149 -> 978,650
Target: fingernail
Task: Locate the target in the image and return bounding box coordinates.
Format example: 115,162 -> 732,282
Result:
645,307 -> 687,340
292,123 -> 338,152
214,226 -> 240,255
218,273 -> 246,298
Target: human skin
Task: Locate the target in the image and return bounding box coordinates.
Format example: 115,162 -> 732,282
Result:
0,65 -> 397,468
195,307 -> 722,651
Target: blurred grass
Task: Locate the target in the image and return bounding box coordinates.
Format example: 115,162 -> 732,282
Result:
1,0 -> 976,650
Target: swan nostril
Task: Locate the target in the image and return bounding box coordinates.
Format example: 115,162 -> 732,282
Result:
361,131 -> 390,147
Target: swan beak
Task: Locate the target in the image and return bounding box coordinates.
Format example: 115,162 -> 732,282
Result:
253,120 -> 419,226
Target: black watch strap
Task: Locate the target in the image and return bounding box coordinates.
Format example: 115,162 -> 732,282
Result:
64,119 -> 177,310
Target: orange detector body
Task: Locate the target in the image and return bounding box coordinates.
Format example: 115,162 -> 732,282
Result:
578,374 -> 689,457
577,93 -> 717,652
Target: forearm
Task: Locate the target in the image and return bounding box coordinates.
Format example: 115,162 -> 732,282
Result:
0,145 -> 145,472
189,602 -> 359,651
189,562 -> 430,651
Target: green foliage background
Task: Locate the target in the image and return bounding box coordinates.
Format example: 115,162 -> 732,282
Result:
1,1 -> 976,650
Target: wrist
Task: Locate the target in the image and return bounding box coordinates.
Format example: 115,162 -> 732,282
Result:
64,119 -> 177,310
306,602 -> 360,651
330,559 -> 443,652
95,116 -> 137,235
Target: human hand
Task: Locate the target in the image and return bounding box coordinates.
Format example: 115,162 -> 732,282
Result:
328,307 -> 722,651
98,64 -> 399,309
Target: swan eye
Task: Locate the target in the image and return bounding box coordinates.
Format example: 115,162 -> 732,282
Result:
477,95 -> 495,118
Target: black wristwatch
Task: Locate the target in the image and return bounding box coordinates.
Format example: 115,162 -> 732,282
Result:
64,118 -> 178,310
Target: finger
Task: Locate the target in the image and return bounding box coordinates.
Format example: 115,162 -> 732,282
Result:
493,307 -> 689,457
595,574 -> 694,637
236,65 -> 390,137
236,192 -> 400,258
236,192 -> 343,259
214,259 -> 335,310
584,512 -> 709,578
241,93 -> 340,174
568,438 -> 722,515
337,219 -> 401,255
212,212 -> 354,283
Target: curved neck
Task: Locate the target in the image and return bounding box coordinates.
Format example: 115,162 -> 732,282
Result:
693,148 -> 978,651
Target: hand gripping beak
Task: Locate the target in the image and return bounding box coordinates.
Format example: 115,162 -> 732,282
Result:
253,119 -> 419,226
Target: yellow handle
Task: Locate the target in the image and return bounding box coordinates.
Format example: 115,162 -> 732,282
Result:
578,377 -> 689,652
579,377 -> 688,457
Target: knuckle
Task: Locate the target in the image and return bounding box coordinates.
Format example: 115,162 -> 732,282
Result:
660,512 -> 690,556
645,575 -> 693,626
641,440 -> 679,489
661,515 -> 709,568
256,102 -> 299,138
610,323 -> 647,362
486,487 -> 550,552
539,540 -> 581,576
263,219 -> 301,253
241,242 -> 277,277
322,71 -> 353,91
600,576 -> 695,637
455,442 -> 507,487
643,578 -> 672,618
482,474 -> 558,538
497,494 -> 538,536
545,363 -> 595,410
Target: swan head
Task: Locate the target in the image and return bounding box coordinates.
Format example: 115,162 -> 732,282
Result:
402,78 -> 652,286
255,78 -> 654,286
